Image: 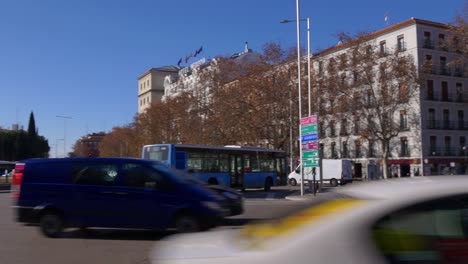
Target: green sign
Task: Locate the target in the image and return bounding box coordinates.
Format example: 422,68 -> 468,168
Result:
301,124 -> 317,134
302,150 -> 318,159
303,159 -> 319,167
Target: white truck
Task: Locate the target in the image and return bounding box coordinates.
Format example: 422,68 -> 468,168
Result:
288,159 -> 353,187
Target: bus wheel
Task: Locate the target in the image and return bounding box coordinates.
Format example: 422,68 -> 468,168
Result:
207,178 -> 218,185
264,177 -> 273,192
288,178 -> 297,186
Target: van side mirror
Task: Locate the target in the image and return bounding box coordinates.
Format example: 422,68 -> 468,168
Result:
295,168 -> 300,173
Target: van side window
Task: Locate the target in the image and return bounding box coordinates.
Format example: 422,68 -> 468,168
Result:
122,163 -> 163,189
73,163 -> 118,186
371,194 -> 468,263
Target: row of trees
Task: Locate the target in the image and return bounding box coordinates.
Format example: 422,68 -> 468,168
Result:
0,112 -> 50,161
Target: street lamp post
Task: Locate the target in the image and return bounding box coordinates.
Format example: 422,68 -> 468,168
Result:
56,116 -> 72,158
281,12 -> 311,196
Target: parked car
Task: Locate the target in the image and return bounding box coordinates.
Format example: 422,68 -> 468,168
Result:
150,176 -> 468,264
12,157 -> 231,237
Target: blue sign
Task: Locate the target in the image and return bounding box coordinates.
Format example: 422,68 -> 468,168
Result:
301,133 -> 318,142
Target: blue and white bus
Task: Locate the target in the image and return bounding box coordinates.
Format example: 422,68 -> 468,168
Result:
142,144 -> 286,191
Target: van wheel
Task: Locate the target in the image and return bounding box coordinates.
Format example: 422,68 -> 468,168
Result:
40,212 -> 63,238
330,179 -> 338,187
175,215 -> 200,233
264,177 -> 273,192
288,178 -> 297,186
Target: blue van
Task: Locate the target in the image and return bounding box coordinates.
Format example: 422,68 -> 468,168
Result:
12,157 -> 229,237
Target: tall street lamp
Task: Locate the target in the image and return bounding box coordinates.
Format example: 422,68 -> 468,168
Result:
281,6 -> 311,196
56,116 -> 72,158
280,17 -> 311,116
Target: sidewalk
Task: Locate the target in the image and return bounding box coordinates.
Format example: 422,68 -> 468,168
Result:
285,186 -> 341,201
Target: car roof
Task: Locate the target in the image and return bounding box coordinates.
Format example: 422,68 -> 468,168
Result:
338,176 -> 468,200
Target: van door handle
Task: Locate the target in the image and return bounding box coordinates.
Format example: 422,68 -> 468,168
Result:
100,191 -> 114,194
114,192 -> 128,195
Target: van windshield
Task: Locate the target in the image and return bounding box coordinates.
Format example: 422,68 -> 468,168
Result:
150,162 -> 204,185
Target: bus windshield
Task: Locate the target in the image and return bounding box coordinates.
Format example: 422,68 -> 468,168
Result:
143,145 -> 169,162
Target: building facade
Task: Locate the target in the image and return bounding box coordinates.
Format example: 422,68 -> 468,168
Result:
312,18 -> 467,178
137,66 -> 180,114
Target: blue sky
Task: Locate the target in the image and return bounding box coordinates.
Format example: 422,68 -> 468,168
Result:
0,0 -> 465,157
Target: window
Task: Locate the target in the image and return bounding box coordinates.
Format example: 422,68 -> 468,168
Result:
458,110 -> 465,130
340,119 -> 348,136
445,136 -> 452,156
456,83 -> 463,102
342,141 -> 348,158
318,61 -> 323,75
424,54 -> 434,74
443,109 -> 450,129
423,31 -> 433,48
355,140 -> 361,158
372,194 -> 468,264
123,163 -> 163,188
427,80 -> 434,100
379,41 -> 387,56
430,136 -> 437,154
438,33 -> 446,50
330,120 -> 336,137
428,108 -> 436,129
331,142 -> 337,158
400,137 -> 409,157
440,56 -> 449,75
441,82 -> 449,102
368,140 -> 375,158
73,163 -> 118,186
354,116 -> 360,135
400,110 -> 408,130
398,83 -> 408,102
397,35 -> 406,51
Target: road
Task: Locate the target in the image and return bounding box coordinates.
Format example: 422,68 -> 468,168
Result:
0,187 -> 337,264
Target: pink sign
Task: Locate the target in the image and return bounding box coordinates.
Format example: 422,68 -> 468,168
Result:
300,115 -> 317,126
302,142 -> 318,150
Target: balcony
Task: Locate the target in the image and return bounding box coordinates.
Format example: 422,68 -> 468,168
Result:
429,148 -> 465,157
425,120 -> 468,130
440,67 -> 451,76
454,69 -> 465,78
399,149 -> 411,157
423,39 -> 434,49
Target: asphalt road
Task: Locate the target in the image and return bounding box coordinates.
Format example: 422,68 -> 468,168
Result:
0,186 -> 337,264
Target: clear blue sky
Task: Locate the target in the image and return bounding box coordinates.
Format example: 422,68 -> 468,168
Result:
0,0 -> 465,157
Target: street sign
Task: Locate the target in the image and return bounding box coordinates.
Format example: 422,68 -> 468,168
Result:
302,150 -> 318,159
300,116 -> 317,126
301,124 -> 317,134
301,133 -> 318,142
303,159 -> 319,167
302,142 -> 318,151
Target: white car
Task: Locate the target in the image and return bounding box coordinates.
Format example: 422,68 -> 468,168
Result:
150,176 -> 468,264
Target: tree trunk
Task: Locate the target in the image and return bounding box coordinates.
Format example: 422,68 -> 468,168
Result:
381,140 -> 389,179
